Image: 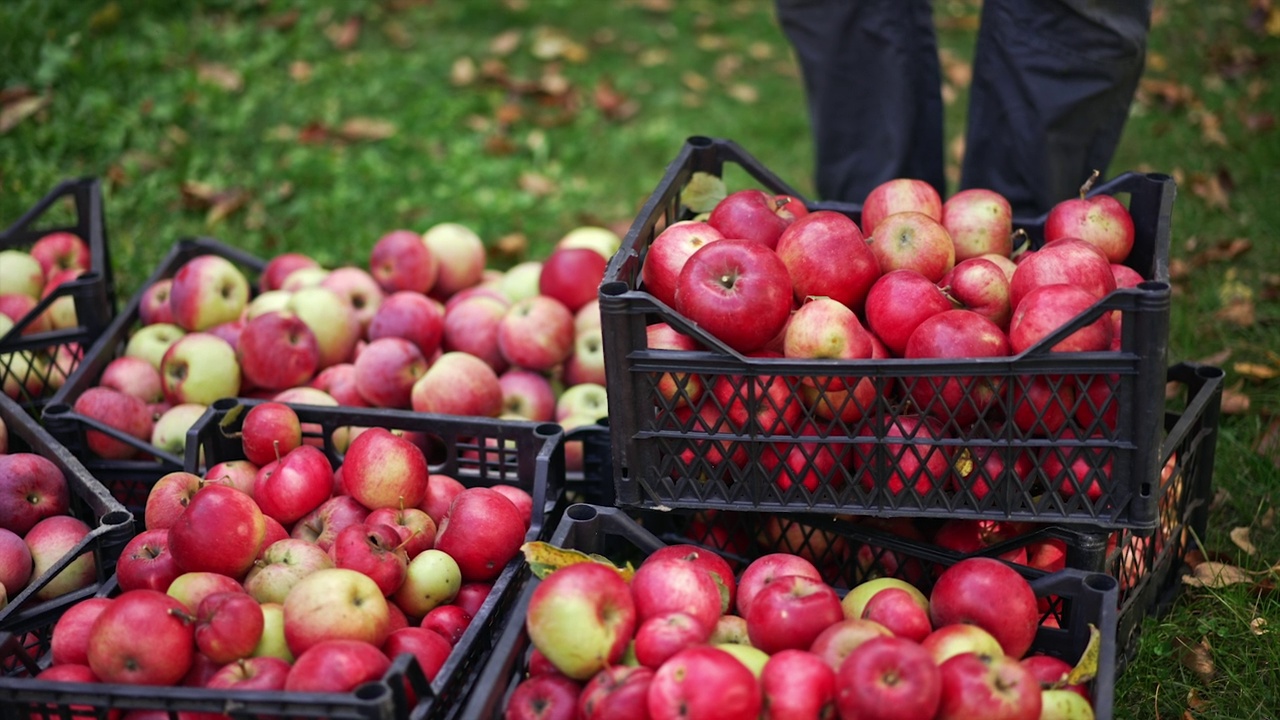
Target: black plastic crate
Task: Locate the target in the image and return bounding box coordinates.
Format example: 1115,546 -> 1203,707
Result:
458,503 -> 1121,720
601,136 -> 1178,529
41,237 -> 267,515
0,397 -> 566,720
0,178 -> 115,416
0,392 -> 134,669
650,362 -> 1222,673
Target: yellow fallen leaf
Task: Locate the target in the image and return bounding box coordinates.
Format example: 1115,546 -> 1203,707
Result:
1230,526 -> 1257,555
1251,617 -> 1268,635
1174,636 -> 1215,683
197,62 -> 243,92
727,83 -> 759,104
521,541 -> 633,581
0,94 -> 50,134
339,117 -> 397,141
1221,387 -> 1251,415
1181,561 -> 1253,588
1064,625 -> 1100,686
1235,362 -> 1278,381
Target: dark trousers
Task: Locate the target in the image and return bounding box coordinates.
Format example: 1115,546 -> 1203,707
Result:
775,0 -> 1152,217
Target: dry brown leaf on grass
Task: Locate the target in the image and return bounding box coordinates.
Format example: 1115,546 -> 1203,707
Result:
1197,348 -> 1234,367
727,83 -> 759,104
289,61 -> 313,83
197,63 -> 243,93
1231,527 -> 1258,555
451,57 -> 477,87
325,17 -> 362,51
489,30 -> 522,56
338,118 -> 397,142
1221,385 -> 1251,414
1189,170 -> 1233,210
1235,362 -> 1278,381
682,71 -> 709,93
518,172 -> 557,197
1251,617 -> 1269,635
1182,561 -> 1254,588
260,9 -> 301,31
593,78 -> 639,121
180,182 -> 251,228
493,233 -> 528,261
1256,415 -> 1280,469
1174,636 -> 1216,683
1192,237 -> 1252,266
0,93 -> 51,134
938,48 -> 973,88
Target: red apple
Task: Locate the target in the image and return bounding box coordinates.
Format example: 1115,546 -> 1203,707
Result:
420,603 -> 472,645
168,254 -> 250,332
1008,284 -> 1113,354
441,293 -> 511,374
525,561 -> 636,680
774,209 -> 880,311
1009,238 -> 1116,310
1044,187 -> 1135,264
854,413 -> 952,497
71,386 -> 153,460
98,355 -> 165,404
367,290 -> 446,358
707,188 -> 804,250
498,369 -> 557,422
862,586 -> 933,643
761,649 -> 837,720
434,487 -> 526,582
539,246 -> 607,313
922,623 -> 1007,665
283,638 -> 391,693
87,589 -> 195,685
941,188 -> 1014,261
864,269 -> 956,357
930,557 -> 1040,659
422,222 -> 487,300
633,610 -> 712,669
937,652 -> 1043,720
194,590 -> 265,664
861,177 -> 943,236
168,483 -> 267,579
746,573 -> 844,654
506,673 -> 582,720
497,295 -> 576,372
365,506 -> 436,559
630,555 -> 723,632
410,350 -> 503,418
1021,654 -> 1090,701
808,617 -> 895,672
576,664 -> 654,720
674,238 -> 793,355
647,644 -> 762,719
940,257 -> 1013,330
25,515 -> 97,601
735,552 -> 822,618
369,229 -> 438,294
50,596 -> 113,666
261,253 -> 320,292
342,427 -> 429,510
353,337 -> 429,409
835,635 -> 942,720
237,311 -> 321,391
865,211 -> 955,283
0,451 -> 69,536
904,309 -> 1010,425
205,655 -> 291,693
419,473 -> 465,527
642,220 -> 725,310
116,527 -> 182,593
240,401 -> 303,467
382,626 -> 453,682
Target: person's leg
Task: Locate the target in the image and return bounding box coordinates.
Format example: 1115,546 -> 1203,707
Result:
775,0 -> 945,204
961,0 -> 1153,218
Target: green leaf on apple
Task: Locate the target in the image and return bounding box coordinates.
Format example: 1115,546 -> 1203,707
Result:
681,172 -> 727,214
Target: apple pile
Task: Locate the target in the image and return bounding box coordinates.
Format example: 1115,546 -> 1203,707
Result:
66,223 -> 618,470
30,401 -> 537,699
639,176 -> 1141,499
0,448 -> 100,611
0,231 -> 94,402
507,548 -> 1096,720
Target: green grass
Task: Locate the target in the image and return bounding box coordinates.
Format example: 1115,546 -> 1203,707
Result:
3,0 -> 1279,716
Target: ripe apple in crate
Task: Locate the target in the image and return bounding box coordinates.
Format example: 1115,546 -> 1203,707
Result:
30,231 -> 90,278
1010,238 -> 1116,310
707,188 -> 804,250
904,309 -> 1010,425
382,626 -> 453,682
72,386 -> 154,460
124,322 -> 185,370
367,290 -> 445,358
576,665 -> 653,720
244,537 -> 334,604
410,350 -> 503,418
283,567 -> 392,655
0,452 -> 69,535
761,649 -> 837,719
641,220 -> 724,310
87,588 -> 196,685
261,253 -> 320,292
809,617 -> 893,672
320,266 -> 384,331
1045,186 -> 1135,263
284,638 -> 391,693
930,557 -> 1039,659
391,547 -> 461,619
525,561 -> 636,680
1009,284 -> 1113,354
442,293 -> 510,374
422,222 -> 487,300
160,331 -> 241,406
506,673 -> 581,720
539,246 -> 606,313
746,573 -> 844,654
168,483 -> 267,579
342,426 -> 428,510
648,645 -> 762,719
865,268 -> 954,357
116,527 -> 181,593
0,528 -> 32,599
25,515 -> 96,601
674,238 -> 792,355
50,596 -> 112,666
499,369 -> 556,422
941,188 -> 1014,261
330,522 -> 409,596
866,211 -> 955,283
369,229 -> 438,295
434,486 -> 526,583
937,652 -> 1043,720
168,254 -> 250,332
836,635 -> 942,720
861,177 -> 943,235
735,552 -> 822,618
940,256 -> 1013,330
497,295 -> 575,373
194,590 -> 265,664
630,555 -> 722,631
0,249 -> 45,298
287,286 -> 362,370
775,209 -> 880,312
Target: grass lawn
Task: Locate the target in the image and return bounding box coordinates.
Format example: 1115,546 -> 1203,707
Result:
3,0 -> 1278,716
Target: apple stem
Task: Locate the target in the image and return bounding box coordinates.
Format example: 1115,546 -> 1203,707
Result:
1078,169 -> 1100,199
939,288 -> 964,310
1009,229 -> 1030,260
775,196 -> 793,211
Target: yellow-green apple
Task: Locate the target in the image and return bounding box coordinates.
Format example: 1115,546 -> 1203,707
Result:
353,337 -> 428,408
365,506 -> 435,559
0,451 -> 69,535
370,229 -> 437,295
937,652 -> 1043,719
557,225 -> 621,259
506,673 -> 582,720
735,552 -> 823,618
40,267 -> 84,329
166,570 -> 247,614
30,231 -> 90,278
420,603 -> 472,645
574,298 -> 600,336
124,322 -> 185,369
442,293 -> 510,374
252,601 -> 293,661
633,611 -> 713,669
0,249 -> 44,298
941,188 -> 1014,261
499,260 -> 543,304
287,286 -> 362,369
554,382 -> 607,423
367,290 -> 445,358
775,209 -> 881,312
761,649 -> 837,720
87,589 -> 195,685
116,527 -> 181,592
854,413 -> 952,497
342,427 -> 429,510
674,238 -> 792,354
261,252 -> 321,292
291,494 -> 370,551
715,642 -> 770,677
641,220 -> 724,310
283,567 -> 391,654
538,246 -> 607,313
649,644 -> 762,718
709,613 -> 749,645
281,265 -> 330,291
138,278 -> 175,325
940,257 -> 1013,330
330,522 -> 408,596
410,350 -> 503,417
168,483 -> 267,579
244,537 -> 335,604
245,289 -> 293,320
1008,284 -> 1113,354
194,590 -> 265,663
1009,238 -> 1116,310
563,327 -> 607,387
835,635 -> 942,720
160,331 -> 241,405
497,295 -> 575,372
930,556 -> 1039,658
860,177 -> 944,236
434,486 -> 526,582
254,444 -> 332,525
236,311 -> 320,391
240,401 -> 302,467
923,623 -> 1009,665
904,309 -> 1010,425
422,222 -> 487,300
169,254 -> 250,331
842,577 -> 929,620
99,355 -> 164,403
50,596 -> 112,666
866,211 -> 956,283
24,515 -> 95,601
1045,189 -> 1135,264
419,473 -> 465,527
1039,689 -> 1095,719
391,547 -> 461,619
575,664 -> 652,720
150,402 -> 207,457
0,527 -> 32,599
746,574 -> 844,654
319,265 -> 384,331
525,561 -> 636,680
708,188 -> 805,250
205,655 -> 291,693
382,626 -> 453,682
283,638 -> 391,693
630,555 -> 722,631
498,368 -> 557,422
